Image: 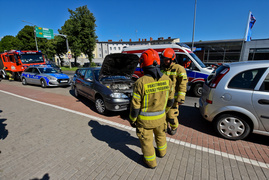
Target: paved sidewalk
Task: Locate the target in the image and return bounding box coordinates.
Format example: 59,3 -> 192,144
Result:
0,81 -> 269,179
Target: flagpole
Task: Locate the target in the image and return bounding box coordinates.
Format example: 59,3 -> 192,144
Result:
239,11 -> 251,61
244,11 -> 252,41
191,0 -> 197,51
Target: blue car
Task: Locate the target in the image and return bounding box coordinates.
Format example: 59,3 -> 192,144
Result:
21,65 -> 70,88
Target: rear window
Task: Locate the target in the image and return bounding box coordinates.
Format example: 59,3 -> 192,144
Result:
228,68 -> 267,90
206,65 -> 227,85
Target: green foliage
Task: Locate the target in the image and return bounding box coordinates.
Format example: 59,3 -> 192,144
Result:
90,62 -> 97,67
0,36 -> 23,52
16,25 -> 37,50
60,66 -> 78,71
59,5 -> 97,63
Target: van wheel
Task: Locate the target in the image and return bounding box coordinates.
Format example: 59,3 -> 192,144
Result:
22,77 -> 27,85
193,83 -> 203,97
214,114 -> 251,140
41,79 -> 47,88
95,96 -> 107,115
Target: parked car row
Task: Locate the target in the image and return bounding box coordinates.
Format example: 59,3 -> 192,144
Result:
15,53 -> 269,141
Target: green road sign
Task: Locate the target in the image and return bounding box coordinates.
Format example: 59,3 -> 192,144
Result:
35,27 -> 54,39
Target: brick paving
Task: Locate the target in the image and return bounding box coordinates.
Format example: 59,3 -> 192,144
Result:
0,80 -> 269,179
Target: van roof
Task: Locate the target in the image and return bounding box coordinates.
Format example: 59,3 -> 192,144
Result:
122,43 -> 192,54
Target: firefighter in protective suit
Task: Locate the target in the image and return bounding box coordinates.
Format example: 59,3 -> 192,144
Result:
129,49 -> 174,169
161,48 -> 188,135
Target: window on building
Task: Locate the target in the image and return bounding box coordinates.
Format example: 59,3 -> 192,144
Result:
248,48 -> 269,60
110,47 -> 112,50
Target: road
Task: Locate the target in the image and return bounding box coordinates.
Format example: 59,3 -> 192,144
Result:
0,79 -> 268,179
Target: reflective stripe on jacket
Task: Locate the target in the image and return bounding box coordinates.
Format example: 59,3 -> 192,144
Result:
161,62 -> 188,103
129,74 -> 174,128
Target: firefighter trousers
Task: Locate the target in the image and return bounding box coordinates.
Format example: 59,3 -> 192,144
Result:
166,102 -> 179,130
136,122 -> 167,168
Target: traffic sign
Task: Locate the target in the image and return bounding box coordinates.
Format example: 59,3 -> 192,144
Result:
35,27 -> 54,39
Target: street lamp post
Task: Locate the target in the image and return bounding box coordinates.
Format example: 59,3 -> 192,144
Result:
22,20 -> 38,51
54,33 -> 71,68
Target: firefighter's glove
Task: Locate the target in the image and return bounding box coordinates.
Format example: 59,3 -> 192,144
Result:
129,121 -> 136,128
128,115 -> 137,128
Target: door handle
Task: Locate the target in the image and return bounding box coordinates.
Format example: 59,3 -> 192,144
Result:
258,99 -> 269,105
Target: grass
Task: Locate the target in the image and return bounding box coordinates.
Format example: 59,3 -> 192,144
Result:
60,66 -> 79,71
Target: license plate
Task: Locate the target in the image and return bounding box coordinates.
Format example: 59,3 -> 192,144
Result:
61,80 -> 68,83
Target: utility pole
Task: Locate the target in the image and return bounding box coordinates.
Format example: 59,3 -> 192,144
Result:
191,0 -> 197,51
54,33 -> 71,68
22,20 -> 38,51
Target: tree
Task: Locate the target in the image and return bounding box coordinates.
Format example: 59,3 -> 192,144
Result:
16,25 -> 59,60
0,36 -> 23,52
16,25 -> 37,50
59,5 -> 98,65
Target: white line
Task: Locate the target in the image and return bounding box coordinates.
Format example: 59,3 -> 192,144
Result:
1,89 -> 268,169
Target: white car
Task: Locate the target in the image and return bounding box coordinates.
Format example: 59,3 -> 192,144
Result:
199,60 -> 269,140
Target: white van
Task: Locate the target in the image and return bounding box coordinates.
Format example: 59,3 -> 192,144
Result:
122,43 -> 214,97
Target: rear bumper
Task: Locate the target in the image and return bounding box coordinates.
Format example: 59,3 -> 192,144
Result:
199,98 -> 213,122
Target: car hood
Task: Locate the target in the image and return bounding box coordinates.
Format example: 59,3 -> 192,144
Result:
44,73 -> 69,79
99,53 -> 139,79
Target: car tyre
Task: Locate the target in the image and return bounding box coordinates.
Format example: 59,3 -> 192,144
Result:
193,83 -> 203,97
22,77 -> 27,85
41,79 -> 47,88
214,114 -> 251,140
95,96 -> 107,115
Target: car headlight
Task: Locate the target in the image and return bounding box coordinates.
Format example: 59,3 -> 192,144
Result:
48,76 -> 57,80
110,93 -> 128,99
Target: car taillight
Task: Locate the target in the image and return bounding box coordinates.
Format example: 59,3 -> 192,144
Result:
206,99 -> 213,104
209,68 -> 229,88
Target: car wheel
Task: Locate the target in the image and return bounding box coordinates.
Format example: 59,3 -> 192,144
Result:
41,79 -> 47,88
214,114 -> 251,140
22,77 -> 27,85
74,86 -> 80,97
95,96 -> 107,115
193,83 -> 203,97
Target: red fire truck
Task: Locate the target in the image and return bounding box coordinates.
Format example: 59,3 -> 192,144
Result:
0,50 -> 46,80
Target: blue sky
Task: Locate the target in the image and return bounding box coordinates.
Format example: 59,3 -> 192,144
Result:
1,0 -> 268,43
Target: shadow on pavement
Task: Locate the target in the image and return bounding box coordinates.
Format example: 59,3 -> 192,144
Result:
30,173 -> 50,180
69,89 -> 130,118
179,105 -> 216,136
0,110 -> 8,140
88,120 -> 147,168
179,105 -> 269,146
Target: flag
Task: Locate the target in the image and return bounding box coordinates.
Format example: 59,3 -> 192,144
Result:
245,12 -> 256,41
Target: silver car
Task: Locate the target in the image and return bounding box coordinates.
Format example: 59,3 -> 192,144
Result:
199,60 -> 269,140
21,65 -> 70,88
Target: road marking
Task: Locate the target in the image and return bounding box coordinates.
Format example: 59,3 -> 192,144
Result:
0,89 -> 268,169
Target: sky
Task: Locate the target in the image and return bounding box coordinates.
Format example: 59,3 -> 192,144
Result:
1,0 -> 269,43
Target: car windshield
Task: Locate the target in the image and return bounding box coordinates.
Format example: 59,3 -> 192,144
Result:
93,69 -> 100,80
38,67 -> 58,73
189,53 -> 206,68
20,54 -> 45,64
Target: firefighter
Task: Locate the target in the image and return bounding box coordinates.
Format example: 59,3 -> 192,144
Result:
129,49 -> 174,169
160,48 -> 188,135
